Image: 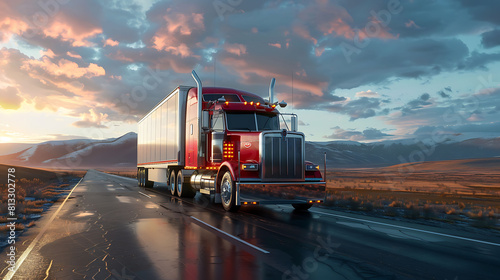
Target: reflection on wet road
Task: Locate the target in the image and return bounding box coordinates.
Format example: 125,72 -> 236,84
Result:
2,169 -> 500,280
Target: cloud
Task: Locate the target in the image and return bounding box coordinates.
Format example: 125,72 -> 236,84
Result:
481,29 -> 500,48
0,87 -> 23,109
457,51 -> 500,70
73,108 -> 108,128
386,86 -> 500,137
43,20 -> 102,47
22,56 -> 105,79
224,43 -> 246,56
0,17 -> 28,42
269,43 -> 281,49
406,93 -> 432,110
103,38 -> 119,47
355,90 -> 379,98
324,97 -> 383,121
438,90 -> 451,98
151,9 -> 205,57
0,0 -> 500,142
324,127 -> 391,141
405,20 -> 420,29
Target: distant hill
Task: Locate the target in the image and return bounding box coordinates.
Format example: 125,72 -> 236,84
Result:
306,137 -> 500,168
1,132 -> 499,169
0,133 -> 137,170
376,157 -> 500,174
0,143 -> 34,156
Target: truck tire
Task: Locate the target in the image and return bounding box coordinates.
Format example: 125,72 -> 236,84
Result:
177,170 -> 195,198
220,171 -> 240,212
292,203 -> 312,211
170,169 -> 177,196
144,169 -> 154,188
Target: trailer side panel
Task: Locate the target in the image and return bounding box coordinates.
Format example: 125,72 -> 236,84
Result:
137,86 -> 191,168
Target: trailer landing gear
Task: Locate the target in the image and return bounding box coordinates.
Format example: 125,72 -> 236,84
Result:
138,168 -> 153,188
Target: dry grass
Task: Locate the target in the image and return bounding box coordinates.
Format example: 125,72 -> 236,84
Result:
0,223 -> 25,232
0,170 -> 77,233
324,168 -> 500,229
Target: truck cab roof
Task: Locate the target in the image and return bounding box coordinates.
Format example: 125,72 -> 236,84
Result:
189,87 -> 266,103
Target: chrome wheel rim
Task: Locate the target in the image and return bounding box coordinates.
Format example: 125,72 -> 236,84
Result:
177,173 -> 182,194
170,172 -> 175,193
221,178 -> 231,205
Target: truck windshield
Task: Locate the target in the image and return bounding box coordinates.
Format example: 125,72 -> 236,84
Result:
226,113 -> 279,131
256,113 -> 279,130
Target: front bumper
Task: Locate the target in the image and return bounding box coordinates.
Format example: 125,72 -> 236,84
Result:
235,181 -> 326,206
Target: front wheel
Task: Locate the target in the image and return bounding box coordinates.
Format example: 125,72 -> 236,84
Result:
220,171 -> 239,212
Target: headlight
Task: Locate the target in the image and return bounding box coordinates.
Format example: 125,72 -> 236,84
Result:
306,164 -> 319,171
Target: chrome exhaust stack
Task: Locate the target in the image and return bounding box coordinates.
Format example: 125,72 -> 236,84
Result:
191,70 -> 203,162
269,77 -> 276,104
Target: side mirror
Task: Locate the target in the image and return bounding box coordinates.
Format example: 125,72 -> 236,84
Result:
291,115 -> 298,132
202,111 -> 210,130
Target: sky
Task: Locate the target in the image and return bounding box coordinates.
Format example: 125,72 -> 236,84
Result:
1,0 -> 500,143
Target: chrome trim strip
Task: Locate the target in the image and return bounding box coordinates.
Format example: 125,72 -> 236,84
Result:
238,181 -> 325,186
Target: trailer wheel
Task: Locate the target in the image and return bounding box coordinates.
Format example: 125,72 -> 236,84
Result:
170,169 -> 177,196
177,170 -> 195,198
220,171 -> 240,212
292,203 -> 312,211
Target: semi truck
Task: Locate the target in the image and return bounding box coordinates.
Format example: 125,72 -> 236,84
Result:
137,70 -> 326,211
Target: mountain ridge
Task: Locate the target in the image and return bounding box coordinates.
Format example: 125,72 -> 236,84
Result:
0,132 -> 499,169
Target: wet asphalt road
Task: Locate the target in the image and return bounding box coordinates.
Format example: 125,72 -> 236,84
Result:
2,170 -> 500,280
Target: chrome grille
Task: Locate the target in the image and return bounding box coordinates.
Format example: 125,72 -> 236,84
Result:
261,132 -> 304,181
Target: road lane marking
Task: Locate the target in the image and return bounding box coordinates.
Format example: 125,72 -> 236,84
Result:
138,191 -> 152,198
190,216 -> 270,255
115,196 -> 132,203
4,177 -> 84,280
42,260 -> 53,280
311,210 -> 500,247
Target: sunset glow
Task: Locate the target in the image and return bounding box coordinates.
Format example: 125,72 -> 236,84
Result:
0,0 -> 499,143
